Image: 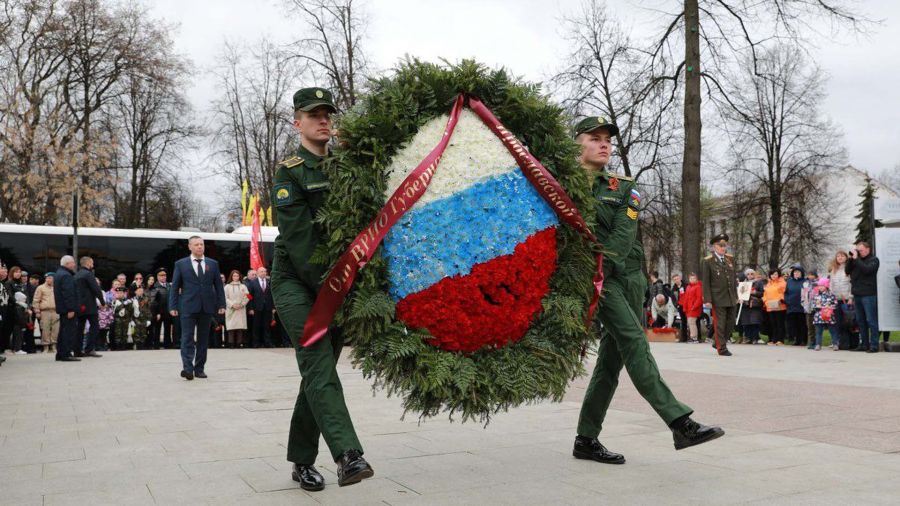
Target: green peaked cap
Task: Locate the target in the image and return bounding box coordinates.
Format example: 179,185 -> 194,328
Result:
573,116 -> 620,138
293,87 -> 337,112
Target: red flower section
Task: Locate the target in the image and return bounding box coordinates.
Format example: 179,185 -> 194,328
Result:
396,227 -> 558,353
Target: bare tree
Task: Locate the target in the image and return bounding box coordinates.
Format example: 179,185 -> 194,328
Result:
284,0 -> 369,110
713,44 -> 845,269
210,39 -> 300,215
0,0 -> 82,224
551,0 -> 684,273
60,0 -> 157,225
0,0 -> 201,229
647,0 -> 872,280
111,40 -> 199,229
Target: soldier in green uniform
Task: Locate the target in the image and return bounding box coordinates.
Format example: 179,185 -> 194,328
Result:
700,233 -> 738,356
572,116 -> 724,462
270,87 -> 373,492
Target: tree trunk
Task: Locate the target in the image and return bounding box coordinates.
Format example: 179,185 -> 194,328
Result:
681,0 -> 702,280
768,190 -> 783,269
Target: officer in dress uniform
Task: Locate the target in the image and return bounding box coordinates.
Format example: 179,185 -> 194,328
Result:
269,87 -> 373,492
700,233 -> 738,356
572,116 -> 724,463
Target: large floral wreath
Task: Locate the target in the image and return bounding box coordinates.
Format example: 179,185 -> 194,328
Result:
311,60 -> 598,423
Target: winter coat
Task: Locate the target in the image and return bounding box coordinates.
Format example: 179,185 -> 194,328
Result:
679,281 -> 704,318
74,267 -> 104,315
32,284 -> 56,312
812,289 -> 837,325
53,266 -> 78,315
647,280 -> 671,304
829,267 -> 853,302
224,281 -> 249,331
845,254 -> 879,297
740,279 -> 766,325
763,277 -> 787,312
785,266 -> 807,314
800,278 -> 817,314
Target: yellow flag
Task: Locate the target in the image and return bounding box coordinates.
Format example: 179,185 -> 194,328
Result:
246,195 -> 257,226
266,206 -> 273,226
241,180 -> 249,225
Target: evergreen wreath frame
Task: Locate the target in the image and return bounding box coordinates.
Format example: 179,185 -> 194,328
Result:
311,60 -> 598,423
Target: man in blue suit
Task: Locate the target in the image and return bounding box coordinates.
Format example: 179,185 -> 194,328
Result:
168,236 -> 226,380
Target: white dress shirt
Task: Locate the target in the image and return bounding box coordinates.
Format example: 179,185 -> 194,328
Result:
191,256 -> 207,277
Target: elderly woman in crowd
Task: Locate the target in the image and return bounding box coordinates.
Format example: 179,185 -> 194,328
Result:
739,269 -> 765,344
224,270 -> 250,348
763,269 -> 787,345
828,250 -> 853,350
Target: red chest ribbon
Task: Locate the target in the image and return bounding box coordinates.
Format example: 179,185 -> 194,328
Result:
300,94 -> 605,348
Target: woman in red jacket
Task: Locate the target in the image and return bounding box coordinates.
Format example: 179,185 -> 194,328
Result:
679,273 -> 704,343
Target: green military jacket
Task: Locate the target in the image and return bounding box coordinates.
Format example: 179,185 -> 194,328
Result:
700,253 -> 738,306
272,144 -> 331,280
590,171 -> 645,276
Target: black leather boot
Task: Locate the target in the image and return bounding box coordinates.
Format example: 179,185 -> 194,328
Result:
572,436 -> 625,464
292,463 -> 325,491
671,416 -> 725,450
336,449 -> 374,487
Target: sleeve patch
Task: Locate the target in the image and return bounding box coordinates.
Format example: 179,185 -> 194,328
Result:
630,189 -> 641,208
626,207 -> 638,220
273,183 -> 294,207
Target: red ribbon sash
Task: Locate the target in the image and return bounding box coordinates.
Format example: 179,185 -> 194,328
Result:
300,94 -> 604,347
300,95 -> 465,347
466,97 -> 605,326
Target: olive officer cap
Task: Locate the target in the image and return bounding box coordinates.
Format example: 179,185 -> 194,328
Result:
293,87 -> 337,113
573,116 -> 620,138
710,233 -> 729,245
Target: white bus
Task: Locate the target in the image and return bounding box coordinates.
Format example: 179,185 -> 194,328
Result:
0,224 -> 277,284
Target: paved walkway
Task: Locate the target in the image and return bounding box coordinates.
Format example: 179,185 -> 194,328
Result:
1,343 -> 898,505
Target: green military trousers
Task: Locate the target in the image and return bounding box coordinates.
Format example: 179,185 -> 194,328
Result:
577,269 -> 692,437
271,254 -> 363,464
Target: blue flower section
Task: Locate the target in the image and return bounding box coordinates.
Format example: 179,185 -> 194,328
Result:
383,169 -> 559,300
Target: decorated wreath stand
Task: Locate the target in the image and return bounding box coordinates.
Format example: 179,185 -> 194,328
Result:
302,61 -> 607,423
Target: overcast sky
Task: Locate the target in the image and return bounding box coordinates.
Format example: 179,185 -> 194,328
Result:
147,0 -> 900,211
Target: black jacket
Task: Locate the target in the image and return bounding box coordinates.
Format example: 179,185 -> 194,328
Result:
75,267 -> 104,315
845,254 -> 879,297
150,282 -> 170,316
54,266 -> 78,315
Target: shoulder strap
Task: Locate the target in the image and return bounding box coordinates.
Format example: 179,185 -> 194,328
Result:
279,156 -> 304,169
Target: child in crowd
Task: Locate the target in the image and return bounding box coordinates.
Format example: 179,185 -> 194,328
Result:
132,286 -> 153,349
812,277 -> 839,351
112,286 -> 135,350
679,273 -> 704,343
11,291 -> 29,355
802,269 -> 819,348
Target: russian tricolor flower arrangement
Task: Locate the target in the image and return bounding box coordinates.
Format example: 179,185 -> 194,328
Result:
309,60 -> 598,423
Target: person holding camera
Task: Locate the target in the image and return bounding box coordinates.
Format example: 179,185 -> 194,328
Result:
845,241 -> 880,353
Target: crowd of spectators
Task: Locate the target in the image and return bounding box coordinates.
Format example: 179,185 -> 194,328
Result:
645,240 -> 898,352
0,258 -> 287,360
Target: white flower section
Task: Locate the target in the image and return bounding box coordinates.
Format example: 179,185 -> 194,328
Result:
384,109 -> 518,208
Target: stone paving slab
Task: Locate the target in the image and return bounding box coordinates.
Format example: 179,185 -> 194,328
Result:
1,342 -> 899,505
